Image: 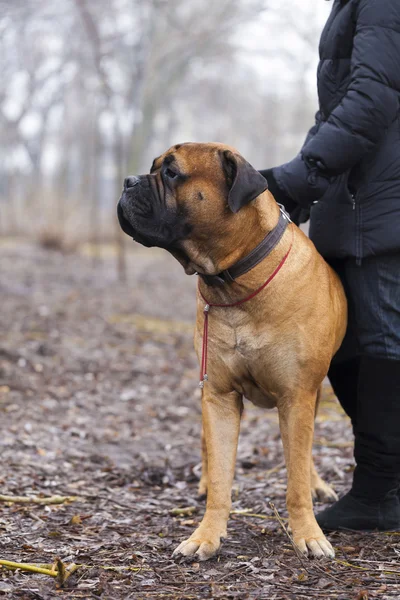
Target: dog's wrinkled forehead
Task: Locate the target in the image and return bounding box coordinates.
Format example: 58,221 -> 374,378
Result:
150,144 -> 187,175
150,142 -> 239,177
150,151 -> 175,173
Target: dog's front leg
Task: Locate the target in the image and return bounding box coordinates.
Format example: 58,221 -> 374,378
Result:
173,388 -> 242,561
278,395 -> 335,559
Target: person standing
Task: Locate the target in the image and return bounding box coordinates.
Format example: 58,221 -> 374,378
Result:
260,0 -> 400,530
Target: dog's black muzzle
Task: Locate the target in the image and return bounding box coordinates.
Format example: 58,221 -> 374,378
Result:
117,175 -> 155,244
124,176 -> 140,190
117,173 -> 192,249
117,199 -> 136,238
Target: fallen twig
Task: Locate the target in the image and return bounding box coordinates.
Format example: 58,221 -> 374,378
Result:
269,502 -> 311,573
334,558 -> 400,576
0,494 -> 77,505
55,557 -> 80,587
56,557 -> 67,586
231,509 -> 286,521
170,506 -> 197,516
101,565 -> 151,572
0,560 -> 57,577
0,558 -> 80,588
0,559 -> 151,576
313,438 -> 353,448
264,460 -> 286,477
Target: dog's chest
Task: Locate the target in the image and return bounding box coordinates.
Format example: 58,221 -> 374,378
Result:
196,309 -> 297,407
239,378 -> 279,409
227,323 -> 288,409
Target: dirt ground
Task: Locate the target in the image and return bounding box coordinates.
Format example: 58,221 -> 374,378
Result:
1,239 -> 400,600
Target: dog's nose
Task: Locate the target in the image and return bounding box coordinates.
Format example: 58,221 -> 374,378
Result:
124,176 -> 139,189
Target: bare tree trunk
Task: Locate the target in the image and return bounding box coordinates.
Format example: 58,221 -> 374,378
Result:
128,94 -> 157,175
89,100 -> 101,268
114,123 -> 127,282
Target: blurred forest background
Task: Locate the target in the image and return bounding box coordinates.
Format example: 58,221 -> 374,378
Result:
0,0 -> 329,274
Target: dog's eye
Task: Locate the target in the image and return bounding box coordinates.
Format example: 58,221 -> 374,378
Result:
165,167 -> 178,179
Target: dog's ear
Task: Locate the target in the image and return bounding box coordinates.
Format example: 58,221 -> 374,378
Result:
221,150 -> 268,213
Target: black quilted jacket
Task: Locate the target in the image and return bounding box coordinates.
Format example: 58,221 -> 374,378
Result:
274,0 -> 400,260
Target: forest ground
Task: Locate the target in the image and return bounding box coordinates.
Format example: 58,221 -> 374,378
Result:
1,238 -> 399,599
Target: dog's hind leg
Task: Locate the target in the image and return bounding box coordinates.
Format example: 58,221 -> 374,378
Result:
310,386 -> 338,503
198,426 -> 208,498
311,460 -> 338,503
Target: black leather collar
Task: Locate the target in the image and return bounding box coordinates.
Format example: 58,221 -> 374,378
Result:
199,204 -> 291,287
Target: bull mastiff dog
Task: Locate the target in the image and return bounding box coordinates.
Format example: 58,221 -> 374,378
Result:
117,142 -> 347,561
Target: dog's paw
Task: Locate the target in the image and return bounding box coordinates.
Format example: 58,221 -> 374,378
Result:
311,477 -> 338,504
294,531 -> 335,559
172,526 -> 224,561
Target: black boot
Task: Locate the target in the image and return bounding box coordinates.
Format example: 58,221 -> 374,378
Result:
328,356 -> 360,429
317,356 -> 400,531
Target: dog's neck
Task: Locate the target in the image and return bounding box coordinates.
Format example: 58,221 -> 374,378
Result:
218,192 -> 282,273
180,191 -> 282,279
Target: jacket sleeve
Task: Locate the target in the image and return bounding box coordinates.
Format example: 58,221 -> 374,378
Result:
304,0 -> 400,173
274,0 -> 400,206
273,111 -> 330,208
302,111 -> 323,147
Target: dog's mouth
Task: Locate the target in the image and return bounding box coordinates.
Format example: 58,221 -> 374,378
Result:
117,201 -> 134,237
117,183 -> 193,251
117,198 -> 157,248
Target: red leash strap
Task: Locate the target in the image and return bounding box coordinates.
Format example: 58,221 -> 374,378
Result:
198,227 -> 294,388
200,304 -> 210,386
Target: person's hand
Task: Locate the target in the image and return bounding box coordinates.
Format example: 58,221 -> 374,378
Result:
259,168 -> 297,212
259,168 -> 310,225
273,154 -> 330,208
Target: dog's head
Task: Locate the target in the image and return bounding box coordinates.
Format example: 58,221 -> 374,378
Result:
117,142 -> 268,274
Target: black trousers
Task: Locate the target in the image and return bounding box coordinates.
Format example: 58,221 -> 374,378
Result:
329,253 -> 400,363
